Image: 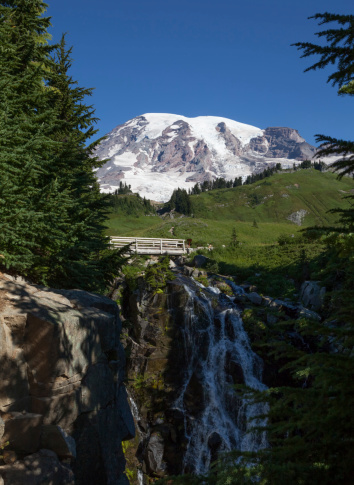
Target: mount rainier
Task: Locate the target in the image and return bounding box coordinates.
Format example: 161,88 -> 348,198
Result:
94,113 -> 316,202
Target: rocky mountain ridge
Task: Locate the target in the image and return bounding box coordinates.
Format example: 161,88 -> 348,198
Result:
94,113 -> 316,201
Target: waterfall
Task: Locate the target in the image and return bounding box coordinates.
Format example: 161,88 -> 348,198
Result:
174,277 -> 268,475
127,392 -> 146,485
126,273 -> 268,482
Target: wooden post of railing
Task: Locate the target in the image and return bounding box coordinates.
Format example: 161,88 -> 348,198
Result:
160,239 -> 162,254
183,240 -> 185,253
135,238 -> 138,253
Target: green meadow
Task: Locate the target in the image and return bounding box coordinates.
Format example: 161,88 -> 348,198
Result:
105,169 -> 354,247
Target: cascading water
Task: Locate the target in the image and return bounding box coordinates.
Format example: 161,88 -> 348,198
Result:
174,277 -> 268,475
125,272 -> 268,483
127,392 -> 145,485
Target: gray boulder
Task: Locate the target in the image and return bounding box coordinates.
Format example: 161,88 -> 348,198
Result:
298,307 -> 321,321
2,413 -> 43,454
300,281 -> 326,312
145,433 -> 166,475
0,449 -> 75,485
193,255 -> 207,268
247,292 -> 262,305
287,209 -> 308,226
40,425 -> 76,459
0,416 -> 4,442
183,266 -> 194,276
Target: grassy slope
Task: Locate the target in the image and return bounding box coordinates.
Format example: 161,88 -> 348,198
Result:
107,214 -> 162,236
191,169 -> 354,226
105,170 -> 354,246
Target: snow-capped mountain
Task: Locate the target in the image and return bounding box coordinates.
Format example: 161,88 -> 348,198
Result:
94,113 -> 316,202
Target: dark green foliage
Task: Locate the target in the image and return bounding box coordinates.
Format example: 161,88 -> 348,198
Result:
144,257 -> 173,291
243,165 -> 280,185
293,13 -> 354,89
189,166 -> 281,196
230,227 -> 239,248
313,160 -> 326,171
165,188 -> 192,215
243,250 -> 354,485
293,13 -> 354,179
299,159 -> 311,169
0,0 -> 63,274
295,159 -> 327,171
316,135 -> 354,179
109,192 -> 156,216
190,182 -> 202,195
0,4 -> 125,291
233,176 -> 243,187
115,181 -> 132,195
248,192 -> 262,207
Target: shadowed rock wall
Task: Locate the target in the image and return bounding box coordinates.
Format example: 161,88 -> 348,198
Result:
0,274 -> 134,485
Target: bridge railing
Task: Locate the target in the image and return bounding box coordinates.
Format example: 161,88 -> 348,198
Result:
110,237 -> 186,255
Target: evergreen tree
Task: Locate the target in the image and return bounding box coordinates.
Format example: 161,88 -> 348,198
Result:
230,227 -> 239,248
0,4 -> 125,291
191,183 -> 201,195
165,188 -> 192,216
293,13 -> 354,179
299,159 -> 312,169
0,0 -> 64,275
43,36 -> 126,290
233,177 -> 242,187
116,181 -> 132,194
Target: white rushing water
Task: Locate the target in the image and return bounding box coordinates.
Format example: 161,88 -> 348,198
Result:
126,276 -> 268,482
127,392 -> 146,485
174,278 -> 268,474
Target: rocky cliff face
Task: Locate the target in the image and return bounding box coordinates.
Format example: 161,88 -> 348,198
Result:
117,261 -> 268,482
94,113 -> 316,201
113,257 -> 325,484
0,273 -> 134,485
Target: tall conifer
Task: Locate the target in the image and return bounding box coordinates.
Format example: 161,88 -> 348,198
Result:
0,2 -> 125,290
0,0 -> 66,274
293,13 -> 354,179
43,36 -> 126,291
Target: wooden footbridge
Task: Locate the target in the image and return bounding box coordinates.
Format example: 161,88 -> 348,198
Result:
110,237 -> 187,255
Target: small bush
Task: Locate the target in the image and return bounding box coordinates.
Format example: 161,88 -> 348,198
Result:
205,260 -> 220,274
144,256 -> 173,291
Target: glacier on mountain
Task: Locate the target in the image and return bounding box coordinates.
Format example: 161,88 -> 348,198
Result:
94,113 -> 316,202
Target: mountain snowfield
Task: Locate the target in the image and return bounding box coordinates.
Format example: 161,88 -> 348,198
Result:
94,113 -> 316,202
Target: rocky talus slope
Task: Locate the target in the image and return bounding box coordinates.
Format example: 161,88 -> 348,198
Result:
0,273 -> 134,485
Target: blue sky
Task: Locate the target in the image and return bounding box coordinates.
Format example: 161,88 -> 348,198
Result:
47,0 -> 353,146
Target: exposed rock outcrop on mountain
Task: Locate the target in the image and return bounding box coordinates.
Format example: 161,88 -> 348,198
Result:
94,113 -> 316,201
0,274 -> 134,485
